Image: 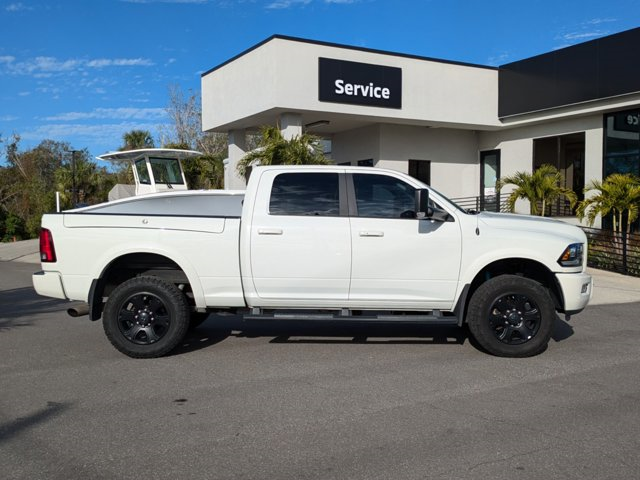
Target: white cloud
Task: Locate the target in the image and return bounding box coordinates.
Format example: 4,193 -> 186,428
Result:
487,51 -> 512,67
43,107 -> 167,122
266,0 -> 311,9
5,2 -> 32,12
585,18 -> 616,25
20,122 -> 169,147
0,56 -> 155,76
561,31 -> 606,41
86,58 -> 155,68
0,115 -> 19,122
120,0 -> 209,3
554,18 -> 618,48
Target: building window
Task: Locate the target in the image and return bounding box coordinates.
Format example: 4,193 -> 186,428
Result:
408,159 -> 431,185
357,159 -> 374,167
533,133 -> 585,216
604,109 -> 640,178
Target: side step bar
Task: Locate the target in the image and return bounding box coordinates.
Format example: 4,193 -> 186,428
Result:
243,308 -> 459,325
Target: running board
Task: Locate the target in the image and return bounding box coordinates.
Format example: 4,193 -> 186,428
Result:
242,308 -> 459,325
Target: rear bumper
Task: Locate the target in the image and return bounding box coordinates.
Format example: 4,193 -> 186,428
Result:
555,272 -> 593,314
32,270 -> 67,300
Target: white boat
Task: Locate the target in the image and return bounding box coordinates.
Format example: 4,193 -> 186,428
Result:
97,148 -> 202,201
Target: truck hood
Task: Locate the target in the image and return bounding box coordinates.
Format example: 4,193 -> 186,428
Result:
477,212 -> 586,243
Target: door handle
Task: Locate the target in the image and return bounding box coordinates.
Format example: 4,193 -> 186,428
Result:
359,231 -> 384,237
257,228 -> 283,235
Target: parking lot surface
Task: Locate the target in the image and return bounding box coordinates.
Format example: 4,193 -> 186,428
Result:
1,260 -> 640,480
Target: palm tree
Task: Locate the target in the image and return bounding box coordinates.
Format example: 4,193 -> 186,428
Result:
120,130 -> 154,151
236,125 -> 329,177
576,173 -> 640,234
497,164 -> 577,216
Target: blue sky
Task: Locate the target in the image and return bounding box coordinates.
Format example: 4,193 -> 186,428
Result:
1,0 -> 639,163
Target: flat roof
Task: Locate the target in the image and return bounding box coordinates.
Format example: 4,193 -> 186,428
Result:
201,34 -> 498,77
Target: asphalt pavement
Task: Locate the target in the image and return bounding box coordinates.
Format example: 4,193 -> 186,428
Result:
1,241 -> 640,479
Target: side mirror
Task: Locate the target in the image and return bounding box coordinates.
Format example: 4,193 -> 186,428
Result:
415,188 -> 454,222
415,189 -> 430,219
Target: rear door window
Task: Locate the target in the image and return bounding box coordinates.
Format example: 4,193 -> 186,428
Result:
269,173 -> 340,216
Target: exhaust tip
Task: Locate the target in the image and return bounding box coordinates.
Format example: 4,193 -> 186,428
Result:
67,304 -> 90,317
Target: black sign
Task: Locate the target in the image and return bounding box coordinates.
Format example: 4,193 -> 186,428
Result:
318,57 -> 402,109
613,111 -> 640,133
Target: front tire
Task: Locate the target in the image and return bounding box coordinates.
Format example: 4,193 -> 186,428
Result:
103,276 -> 190,358
467,275 -> 555,357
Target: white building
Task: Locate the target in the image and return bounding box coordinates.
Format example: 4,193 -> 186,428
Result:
201,29 -> 640,223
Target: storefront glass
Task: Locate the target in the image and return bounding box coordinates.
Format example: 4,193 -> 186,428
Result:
604,109 -> 640,178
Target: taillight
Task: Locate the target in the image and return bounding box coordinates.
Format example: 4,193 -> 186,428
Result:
39,228 -> 57,262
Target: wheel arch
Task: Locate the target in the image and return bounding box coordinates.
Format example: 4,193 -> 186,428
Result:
88,252 -> 203,321
456,257 -> 564,325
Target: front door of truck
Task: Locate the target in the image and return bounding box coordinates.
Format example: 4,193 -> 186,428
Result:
347,172 -> 462,309
248,170 -> 351,302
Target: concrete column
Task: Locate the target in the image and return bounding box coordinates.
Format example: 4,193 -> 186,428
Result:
584,127 -> 604,228
279,112 -> 302,140
226,129 -> 247,190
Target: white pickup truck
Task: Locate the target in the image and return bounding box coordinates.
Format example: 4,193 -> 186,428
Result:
33,165 -> 592,358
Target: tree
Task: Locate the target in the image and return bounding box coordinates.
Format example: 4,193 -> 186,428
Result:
236,125 -> 329,177
1,138 -> 117,239
159,85 -> 228,189
161,84 -> 227,157
1,137 -> 69,236
576,173 -> 640,234
164,141 -> 224,190
54,149 -> 115,209
497,164 -> 577,216
120,130 -> 154,151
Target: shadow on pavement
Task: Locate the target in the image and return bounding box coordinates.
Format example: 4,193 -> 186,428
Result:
173,313 -> 468,355
0,287 -> 70,323
0,401 -> 72,444
174,314 -> 575,356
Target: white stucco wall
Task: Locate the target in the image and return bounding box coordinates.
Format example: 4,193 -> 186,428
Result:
478,115 -> 604,218
332,124 -> 479,198
331,124 -> 381,165
202,37 -> 500,132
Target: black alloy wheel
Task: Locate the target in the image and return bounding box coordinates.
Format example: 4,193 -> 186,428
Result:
103,276 -> 190,358
467,275 -> 555,357
117,292 -> 171,345
488,293 -> 541,345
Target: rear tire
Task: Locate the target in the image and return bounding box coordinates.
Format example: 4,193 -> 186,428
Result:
467,275 -> 555,357
103,276 -> 190,358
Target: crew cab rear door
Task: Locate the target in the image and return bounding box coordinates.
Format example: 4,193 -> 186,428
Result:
247,170 -> 351,302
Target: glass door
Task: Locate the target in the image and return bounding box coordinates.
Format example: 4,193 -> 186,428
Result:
480,150 -> 500,212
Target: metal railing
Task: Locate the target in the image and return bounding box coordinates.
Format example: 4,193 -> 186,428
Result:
449,195 -> 576,217
449,195 -> 509,213
582,227 -> 640,277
